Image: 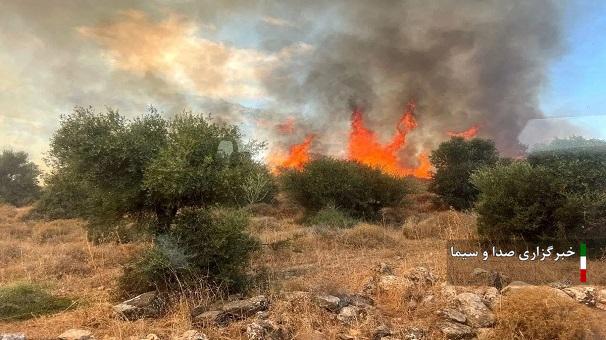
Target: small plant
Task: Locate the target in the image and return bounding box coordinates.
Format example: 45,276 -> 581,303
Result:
307,206 -> 357,229
0,282 -> 74,320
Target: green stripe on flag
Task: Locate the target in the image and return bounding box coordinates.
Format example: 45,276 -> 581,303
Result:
580,242 -> 587,257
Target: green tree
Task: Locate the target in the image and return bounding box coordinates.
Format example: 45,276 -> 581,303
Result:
0,150 -> 40,206
44,107 -> 271,239
429,137 -> 499,210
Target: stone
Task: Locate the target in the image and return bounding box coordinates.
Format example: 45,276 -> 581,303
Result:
1,334 -> 26,340
437,308 -> 466,323
403,327 -> 425,340
403,267 -> 436,285
377,275 -> 413,292
454,292 -> 495,328
482,287 -> 499,310
246,320 -> 289,340
336,305 -> 365,324
113,291 -> 164,321
339,294 -> 375,308
563,286 -> 597,307
472,268 -> 488,277
597,289 -> 606,310
441,285 -> 457,300
437,321 -> 475,339
58,329 -> 95,340
314,294 -> 341,312
176,330 -> 208,340
193,295 -> 270,326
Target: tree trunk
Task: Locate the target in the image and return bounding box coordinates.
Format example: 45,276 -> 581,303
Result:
155,205 -> 177,234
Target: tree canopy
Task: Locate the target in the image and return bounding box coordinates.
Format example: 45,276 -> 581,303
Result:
0,150 -> 40,206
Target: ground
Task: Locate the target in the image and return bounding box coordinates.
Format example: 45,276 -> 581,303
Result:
0,199 -> 604,339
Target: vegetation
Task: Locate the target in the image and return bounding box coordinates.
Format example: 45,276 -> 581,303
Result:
472,137 -> 606,239
282,158 -> 409,219
35,107 -> 273,239
119,207 -> 259,295
0,282 -> 73,320
0,150 -> 40,207
428,137 -> 499,210
306,206 -> 358,229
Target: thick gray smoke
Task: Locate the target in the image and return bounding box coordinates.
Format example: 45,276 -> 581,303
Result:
261,0 -> 565,156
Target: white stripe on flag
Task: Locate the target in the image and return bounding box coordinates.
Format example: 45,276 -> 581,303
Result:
580,256 -> 587,270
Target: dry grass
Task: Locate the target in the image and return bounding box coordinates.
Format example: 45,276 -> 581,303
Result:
0,203 -> 603,339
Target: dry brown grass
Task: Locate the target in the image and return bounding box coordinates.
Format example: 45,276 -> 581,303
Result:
0,202 -> 603,339
489,287 -> 606,340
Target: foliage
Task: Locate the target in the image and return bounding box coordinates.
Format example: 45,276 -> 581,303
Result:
0,150 -> 40,207
119,207 -> 259,296
307,206 -> 358,229
0,282 -> 74,320
240,167 -> 278,205
428,137 -> 499,210
471,162 -> 566,238
42,107 -> 273,239
281,157 -> 409,219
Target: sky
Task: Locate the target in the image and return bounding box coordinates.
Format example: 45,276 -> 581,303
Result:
1,0 -> 605,169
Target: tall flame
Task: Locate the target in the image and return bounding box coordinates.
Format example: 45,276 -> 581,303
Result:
348,102 -> 431,179
447,125 -> 479,139
268,134 -> 314,173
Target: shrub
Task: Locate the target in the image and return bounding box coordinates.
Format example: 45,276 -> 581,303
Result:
119,208 -> 260,296
471,161 -> 566,239
307,206 -> 358,229
0,150 -> 40,207
42,107 -> 274,240
338,223 -> 398,248
428,137 -> 499,210
0,282 -> 74,320
282,158 -> 409,219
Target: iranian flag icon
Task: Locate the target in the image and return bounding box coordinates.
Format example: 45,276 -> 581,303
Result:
580,242 -> 587,283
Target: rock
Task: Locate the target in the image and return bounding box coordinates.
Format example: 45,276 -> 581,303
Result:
487,271 -> 510,290
472,268 -> 488,277
403,267 -> 436,285
314,294 -> 341,312
339,294 -> 375,308
176,330 -> 208,340
441,285 -> 457,300
337,334 -> 355,340
500,281 -> 532,296
403,327 -> 425,340
336,305 -> 365,324
113,291 -> 164,320
454,293 -> 495,328
437,321 -> 475,339
482,287 -> 499,310
1,334 -> 26,340
246,320 -> 285,340
437,308 -> 466,323
193,295 -> 270,325
377,275 -> 413,292
58,329 -> 95,340
372,325 -> 393,339
597,289 -> 606,310
563,286 -> 597,307
548,280 -> 571,290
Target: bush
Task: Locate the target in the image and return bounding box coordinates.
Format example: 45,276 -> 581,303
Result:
282,158 -> 409,219
428,137 -> 499,210
307,206 -> 358,229
471,161 -> 566,239
0,150 -> 40,207
119,207 -> 260,296
0,282 -> 74,320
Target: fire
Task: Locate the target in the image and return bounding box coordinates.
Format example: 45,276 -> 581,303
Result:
276,117 -> 295,134
447,125 -> 479,139
268,134 -> 314,173
348,102 -> 431,179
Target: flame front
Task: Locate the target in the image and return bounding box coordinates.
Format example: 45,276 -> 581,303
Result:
447,125 -> 479,139
268,134 -> 314,173
348,102 -> 431,179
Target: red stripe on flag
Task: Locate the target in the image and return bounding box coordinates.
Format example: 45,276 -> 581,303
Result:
580,269 -> 587,283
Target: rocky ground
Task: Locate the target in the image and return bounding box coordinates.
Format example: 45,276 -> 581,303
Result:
0,202 -> 604,339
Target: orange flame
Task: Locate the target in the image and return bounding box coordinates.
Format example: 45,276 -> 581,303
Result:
447,125 -> 479,139
268,134 -> 314,173
348,102 -> 431,179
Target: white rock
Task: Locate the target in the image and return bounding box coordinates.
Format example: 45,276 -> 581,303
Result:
454,292 -> 495,328
58,329 -> 94,340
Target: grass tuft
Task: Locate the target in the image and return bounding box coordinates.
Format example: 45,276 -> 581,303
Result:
0,282 -> 74,321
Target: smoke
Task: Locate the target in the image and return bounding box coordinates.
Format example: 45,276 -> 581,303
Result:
260,0 -> 565,157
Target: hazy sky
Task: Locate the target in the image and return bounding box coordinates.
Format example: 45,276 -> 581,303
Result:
0,0 -> 604,169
